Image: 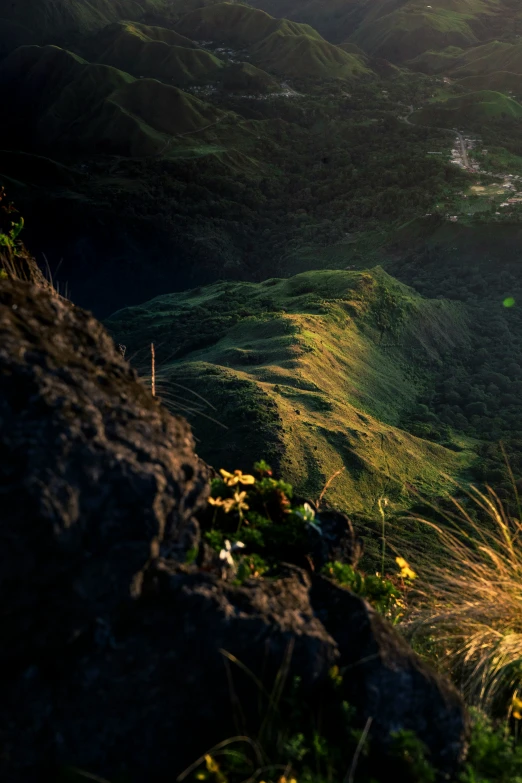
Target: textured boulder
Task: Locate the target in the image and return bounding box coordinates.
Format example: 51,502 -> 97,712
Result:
0,279 -> 209,667
0,279 -> 467,782
312,576 -> 467,776
0,560 -> 467,783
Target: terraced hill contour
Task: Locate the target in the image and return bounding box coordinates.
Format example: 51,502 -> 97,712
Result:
107,269 -> 473,514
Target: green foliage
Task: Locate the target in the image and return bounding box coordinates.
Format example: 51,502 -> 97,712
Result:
183,668 -> 439,783
321,561 -> 404,621
203,463 -> 315,573
389,730 -> 436,783
460,709 -> 522,783
0,187 -> 24,252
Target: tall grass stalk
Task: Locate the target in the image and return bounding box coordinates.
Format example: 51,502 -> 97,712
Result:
408,484 -> 522,714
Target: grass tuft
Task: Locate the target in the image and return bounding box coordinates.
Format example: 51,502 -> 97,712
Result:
408,483 -> 522,714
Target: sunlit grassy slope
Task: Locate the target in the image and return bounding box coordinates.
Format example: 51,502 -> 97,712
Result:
0,44 -> 234,156
107,269 -> 473,514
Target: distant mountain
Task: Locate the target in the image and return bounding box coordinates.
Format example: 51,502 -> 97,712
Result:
0,44 -> 230,156
451,40 -> 522,78
174,2 -> 370,80
351,5 -> 480,62
92,21 -> 226,85
408,39 -> 522,96
88,20 -> 280,91
243,0 -> 370,44
0,0 -> 166,38
251,0 -> 510,58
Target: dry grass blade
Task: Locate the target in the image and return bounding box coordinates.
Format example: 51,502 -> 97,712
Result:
345,716 -> 372,783
63,769 -> 112,783
1,246 -> 54,291
140,372 -> 227,428
176,736 -> 263,783
317,467 -> 345,507
407,483 -> 522,713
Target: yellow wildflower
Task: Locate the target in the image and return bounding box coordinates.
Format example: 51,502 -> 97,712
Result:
208,496 -> 225,507
512,694 -> 522,720
222,490 -> 249,514
396,556 -> 417,580
220,468 -> 256,487
204,755 -> 219,773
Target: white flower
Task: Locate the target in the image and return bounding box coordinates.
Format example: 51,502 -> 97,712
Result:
296,503 -> 322,535
296,502 -> 316,523
219,540 -> 235,567
219,540 -> 245,568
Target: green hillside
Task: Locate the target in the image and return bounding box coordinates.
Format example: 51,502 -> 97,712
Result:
252,0 -> 505,51
412,89 -> 522,124
451,40 -> 522,77
458,70 -> 522,93
409,39 -> 522,79
406,46 -> 466,74
0,45 -> 230,156
95,21 -> 226,85
352,7 -> 479,62
175,2 -> 324,47
107,268 -> 473,513
246,0 -> 369,43
0,0 -> 166,38
96,20 -> 198,52
251,30 -> 370,79
173,2 -> 369,81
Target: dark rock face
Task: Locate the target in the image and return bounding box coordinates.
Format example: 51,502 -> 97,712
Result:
311,576 -> 467,777
1,562 -> 467,783
0,279 -> 209,667
0,280 -> 467,782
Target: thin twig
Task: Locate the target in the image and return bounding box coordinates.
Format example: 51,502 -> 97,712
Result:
345,716 -> 373,783
151,342 -> 156,397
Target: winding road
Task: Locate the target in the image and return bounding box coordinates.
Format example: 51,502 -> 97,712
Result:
403,104 -> 472,171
